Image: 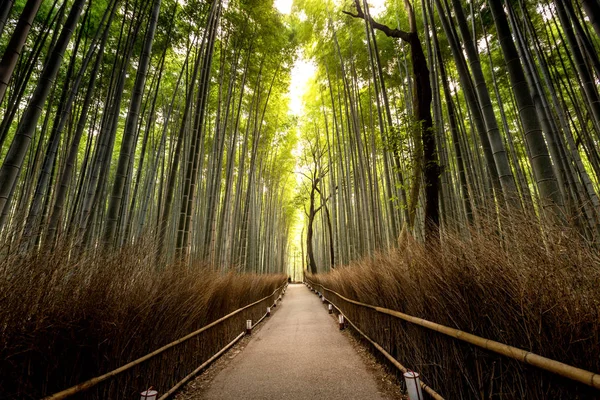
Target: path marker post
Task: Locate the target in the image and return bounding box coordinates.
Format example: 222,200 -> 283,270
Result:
246,320 -> 252,335
328,304 -> 333,314
140,388 -> 157,400
338,314 -> 345,330
404,371 -> 424,400
267,307 -> 271,317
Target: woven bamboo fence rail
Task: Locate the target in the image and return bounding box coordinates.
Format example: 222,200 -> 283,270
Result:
312,282 -> 444,400
44,282 -> 287,400
305,278 -> 600,391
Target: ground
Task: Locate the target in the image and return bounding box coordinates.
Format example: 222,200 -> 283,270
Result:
175,284 -> 406,399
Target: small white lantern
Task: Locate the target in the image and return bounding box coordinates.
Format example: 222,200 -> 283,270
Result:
140,389 -> 157,400
403,371 -> 424,400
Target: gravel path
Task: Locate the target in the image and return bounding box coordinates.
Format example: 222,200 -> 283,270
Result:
200,283 -> 387,399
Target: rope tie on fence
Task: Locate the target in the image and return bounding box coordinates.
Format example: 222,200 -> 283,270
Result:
305,279 -> 600,391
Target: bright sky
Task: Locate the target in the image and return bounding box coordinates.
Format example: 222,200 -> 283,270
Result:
288,57 -> 316,116
275,0 -> 385,116
274,0 -> 293,15
273,0 -> 386,277
275,0 -> 386,16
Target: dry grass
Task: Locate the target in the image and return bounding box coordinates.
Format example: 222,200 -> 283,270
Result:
309,212 -> 600,399
0,237 -> 285,399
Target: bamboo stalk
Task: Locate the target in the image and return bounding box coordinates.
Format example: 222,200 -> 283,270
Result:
44,282 -> 286,400
307,279 -> 600,390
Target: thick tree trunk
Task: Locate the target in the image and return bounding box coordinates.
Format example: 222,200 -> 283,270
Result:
345,0 -> 439,242
427,1 -> 472,223
307,177 -> 319,274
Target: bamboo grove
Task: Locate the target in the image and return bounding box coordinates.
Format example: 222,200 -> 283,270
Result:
295,0 -> 600,273
0,0 -> 298,272
2,0 -> 600,276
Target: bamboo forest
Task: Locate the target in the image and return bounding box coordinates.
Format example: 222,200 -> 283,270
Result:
1,0 -> 600,398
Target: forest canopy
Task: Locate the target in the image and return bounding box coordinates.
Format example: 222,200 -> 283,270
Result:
2,0 -> 600,398
0,0 -> 599,271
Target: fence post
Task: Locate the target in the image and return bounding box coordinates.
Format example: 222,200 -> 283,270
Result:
140,389 -> 157,400
404,371 -> 424,400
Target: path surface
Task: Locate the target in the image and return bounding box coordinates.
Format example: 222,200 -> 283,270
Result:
202,283 -> 387,399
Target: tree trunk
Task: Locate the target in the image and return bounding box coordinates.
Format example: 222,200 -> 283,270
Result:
105,0 -> 162,245
344,0 -> 439,242
488,0 -> 564,217
0,0 -> 86,228
0,0 -> 43,105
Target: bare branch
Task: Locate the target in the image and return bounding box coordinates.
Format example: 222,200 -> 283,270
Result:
341,10 -> 361,18
343,0 -> 412,42
298,171 -> 312,180
315,185 -> 338,205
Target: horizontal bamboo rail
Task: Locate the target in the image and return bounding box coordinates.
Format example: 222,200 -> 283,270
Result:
158,300 -> 279,400
44,282 -> 287,400
306,279 -> 600,391
322,292 -> 444,399
158,332 -> 246,400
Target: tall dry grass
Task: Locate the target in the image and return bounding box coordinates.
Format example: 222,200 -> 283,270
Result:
0,237 -> 285,399
309,212 -> 600,399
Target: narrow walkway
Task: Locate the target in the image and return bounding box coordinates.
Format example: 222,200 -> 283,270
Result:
202,284 -> 386,399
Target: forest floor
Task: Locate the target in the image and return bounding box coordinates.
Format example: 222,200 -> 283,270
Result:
175,284 -> 403,399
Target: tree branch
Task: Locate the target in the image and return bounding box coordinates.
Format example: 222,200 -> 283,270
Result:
298,171 -> 312,180
314,186 -> 338,210
343,0 -> 412,42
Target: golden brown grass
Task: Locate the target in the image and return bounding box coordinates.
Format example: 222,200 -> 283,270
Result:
0,237 -> 285,399
309,212 -> 600,399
